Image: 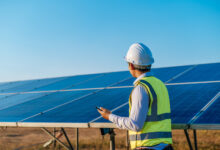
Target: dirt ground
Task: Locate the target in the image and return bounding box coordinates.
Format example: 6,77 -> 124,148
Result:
0,127 -> 220,150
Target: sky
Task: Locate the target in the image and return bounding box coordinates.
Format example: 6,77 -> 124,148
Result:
0,0 -> 219,82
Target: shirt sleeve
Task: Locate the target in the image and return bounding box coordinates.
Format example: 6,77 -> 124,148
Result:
109,85 -> 149,132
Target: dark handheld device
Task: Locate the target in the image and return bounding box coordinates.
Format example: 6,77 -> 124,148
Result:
96,106 -> 102,111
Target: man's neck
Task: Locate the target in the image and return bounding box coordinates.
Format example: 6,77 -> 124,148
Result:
134,71 -> 147,78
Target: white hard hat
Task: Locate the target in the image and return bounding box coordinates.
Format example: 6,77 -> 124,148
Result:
125,43 -> 154,66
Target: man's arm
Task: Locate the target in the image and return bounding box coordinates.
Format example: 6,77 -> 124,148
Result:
98,85 -> 149,132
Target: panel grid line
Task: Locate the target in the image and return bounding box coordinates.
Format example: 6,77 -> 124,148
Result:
0,74 -> 104,98
165,65 -> 197,83
188,92 -> 220,125
1,80 -> 219,96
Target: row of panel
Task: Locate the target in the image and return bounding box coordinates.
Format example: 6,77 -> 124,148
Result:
0,63 -> 219,112
0,63 -> 219,95
0,82 -> 219,125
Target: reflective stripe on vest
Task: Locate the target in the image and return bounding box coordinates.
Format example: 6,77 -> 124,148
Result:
129,76 -> 172,149
129,132 -> 172,141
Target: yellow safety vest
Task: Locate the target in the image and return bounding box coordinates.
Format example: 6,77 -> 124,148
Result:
129,76 -> 172,149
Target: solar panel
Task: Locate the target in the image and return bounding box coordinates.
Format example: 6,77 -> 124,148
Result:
0,62 -> 219,130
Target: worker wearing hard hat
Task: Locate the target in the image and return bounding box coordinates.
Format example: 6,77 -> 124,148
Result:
98,43 -> 173,150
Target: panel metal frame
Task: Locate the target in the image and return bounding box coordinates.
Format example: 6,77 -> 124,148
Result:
190,124 -> 220,130
2,122 -> 215,130
17,122 -> 89,128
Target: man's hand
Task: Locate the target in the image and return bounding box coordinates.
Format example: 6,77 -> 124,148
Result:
97,107 -> 112,120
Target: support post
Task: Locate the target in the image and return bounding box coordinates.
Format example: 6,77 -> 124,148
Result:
41,127 -> 70,150
110,129 -> 115,150
53,128 -> 56,148
61,128 -> 74,150
76,128 -> 79,150
193,130 -> 198,150
184,129 -> 193,150
126,130 -> 129,150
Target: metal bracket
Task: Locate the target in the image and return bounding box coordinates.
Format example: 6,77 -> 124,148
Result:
41,127 -> 74,150
126,130 -> 130,150
193,129 -> 198,150
109,128 -> 115,150
184,129 -> 193,150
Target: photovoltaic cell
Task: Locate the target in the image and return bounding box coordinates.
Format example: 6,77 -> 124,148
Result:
193,96 -> 220,124
0,93 -> 48,110
114,65 -> 193,87
170,63 -> 220,83
152,65 -> 193,82
0,80 -> 34,92
65,71 -> 131,89
167,83 -> 220,124
32,73 -> 102,91
0,77 -> 65,93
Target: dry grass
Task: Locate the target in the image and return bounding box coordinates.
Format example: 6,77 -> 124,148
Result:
0,127 -> 220,150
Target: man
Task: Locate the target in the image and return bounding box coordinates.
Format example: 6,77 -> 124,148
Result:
98,43 -> 173,150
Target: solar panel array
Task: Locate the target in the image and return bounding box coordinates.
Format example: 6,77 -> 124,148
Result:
0,62 -> 219,129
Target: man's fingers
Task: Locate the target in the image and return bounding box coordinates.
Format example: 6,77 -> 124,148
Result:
100,107 -> 110,112
97,109 -> 103,114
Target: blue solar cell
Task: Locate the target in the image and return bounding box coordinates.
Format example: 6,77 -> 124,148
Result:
193,96 -> 220,124
33,73 -> 101,91
0,80 -> 34,92
0,90 -> 95,122
111,77 -> 134,87
168,83 -> 220,124
0,77 -> 65,93
170,63 -> 220,83
22,88 -> 132,123
0,93 -> 47,110
152,65 -> 193,82
114,65 -> 193,87
0,95 -> 6,99
65,71 -> 131,89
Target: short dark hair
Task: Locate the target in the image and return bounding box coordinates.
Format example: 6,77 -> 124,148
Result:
132,64 -> 151,72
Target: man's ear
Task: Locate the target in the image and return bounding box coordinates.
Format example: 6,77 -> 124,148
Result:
130,63 -> 135,70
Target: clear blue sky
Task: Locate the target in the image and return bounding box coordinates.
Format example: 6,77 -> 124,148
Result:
0,0 -> 219,82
